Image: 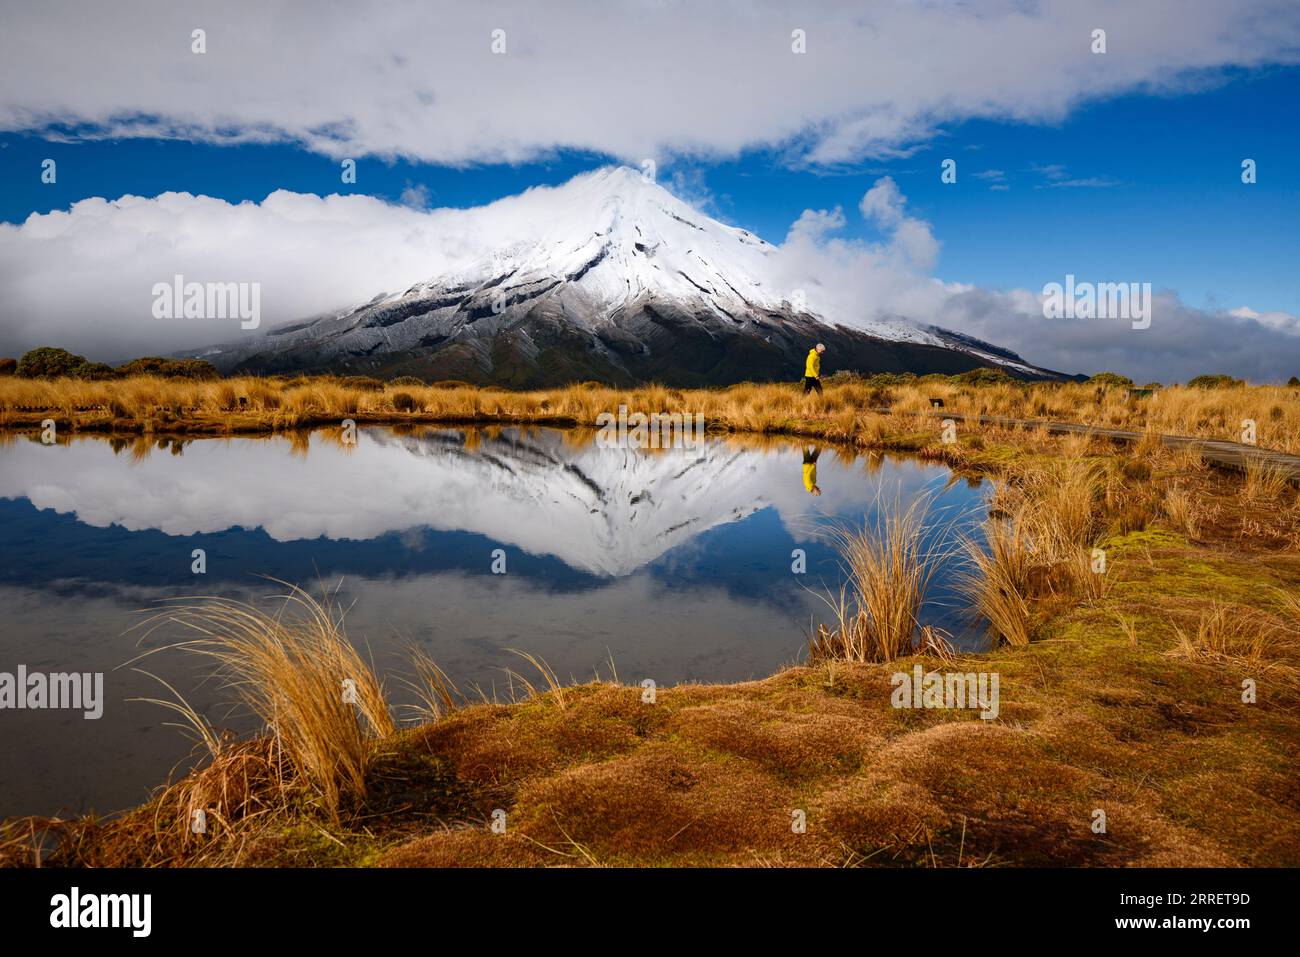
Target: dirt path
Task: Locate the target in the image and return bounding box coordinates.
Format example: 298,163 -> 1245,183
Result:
877,407 -> 1300,482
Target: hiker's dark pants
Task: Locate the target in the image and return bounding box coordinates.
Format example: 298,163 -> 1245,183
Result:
803,376 -> 822,395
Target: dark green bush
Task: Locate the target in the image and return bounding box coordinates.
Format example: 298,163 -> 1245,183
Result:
77,362 -> 118,381
823,370 -> 861,384
115,356 -> 171,376
1087,372 -> 1134,388
16,347 -> 116,379
863,372 -> 917,387
167,358 -> 220,380
1187,374 -> 1244,389
952,367 -> 1014,386
117,356 -> 220,380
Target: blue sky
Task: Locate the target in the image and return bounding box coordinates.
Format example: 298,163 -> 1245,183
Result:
5,66 -> 1295,317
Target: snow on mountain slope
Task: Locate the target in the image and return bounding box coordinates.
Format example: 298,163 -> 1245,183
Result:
196,167 -> 1057,384
386,166 -> 933,341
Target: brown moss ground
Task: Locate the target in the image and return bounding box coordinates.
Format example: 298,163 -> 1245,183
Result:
374,531 -> 1299,868
9,526 -> 1296,868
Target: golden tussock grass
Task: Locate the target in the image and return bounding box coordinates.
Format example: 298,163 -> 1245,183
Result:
4,374 -> 1300,453
953,454 -> 1126,651
960,509 -> 1033,648
1162,483 -> 1200,539
135,584 -> 395,821
809,493 -> 953,663
400,645 -> 463,724
807,436 -> 1164,664
1242,457 -> 1294,505
1170,602 -> 1289,664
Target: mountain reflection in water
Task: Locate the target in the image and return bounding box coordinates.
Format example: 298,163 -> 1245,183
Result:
0,426 -> 986,817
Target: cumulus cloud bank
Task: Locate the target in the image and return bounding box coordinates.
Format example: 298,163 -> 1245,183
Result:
0,191 -> 460,359
772,183 -> 1300,383
2,0 -> 1298,166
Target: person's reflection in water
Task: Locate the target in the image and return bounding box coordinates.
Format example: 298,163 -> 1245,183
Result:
802,446 -> 822,496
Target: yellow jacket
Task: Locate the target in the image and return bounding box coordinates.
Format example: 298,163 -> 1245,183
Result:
802,462 -> 817,492
805,348 -> 821,378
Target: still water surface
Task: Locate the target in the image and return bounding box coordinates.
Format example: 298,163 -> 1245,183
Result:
0,426 -> 988,817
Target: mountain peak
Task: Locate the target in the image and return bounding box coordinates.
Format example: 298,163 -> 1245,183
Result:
423,164 -> 782,316
537,165 -> 719,239
194,168 -> 1056,385
589,164 -> 658,190
579,164 -> 676,200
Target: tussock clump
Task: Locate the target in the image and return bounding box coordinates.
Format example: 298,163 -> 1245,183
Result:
810,493 -> 954,663
137,585 -> 395,819
1170,602 -> 1286,664
960,508 -> 1033,647
1242,457 -> 1293,505
961,458 -> 1119,646
1163,483 -> 1200,538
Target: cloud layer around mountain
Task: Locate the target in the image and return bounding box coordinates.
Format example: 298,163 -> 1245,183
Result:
767,183 -> 1300,382
2,172 -> 1297,381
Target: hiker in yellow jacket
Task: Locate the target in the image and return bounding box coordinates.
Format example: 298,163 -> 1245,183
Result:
803,343 -> 826,395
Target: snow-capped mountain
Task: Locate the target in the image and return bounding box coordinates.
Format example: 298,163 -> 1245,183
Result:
197,166 -> 1059,384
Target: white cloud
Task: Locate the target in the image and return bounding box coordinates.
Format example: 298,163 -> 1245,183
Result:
853,176 -> 938,269
398,183 -> 432,209
859,177 -> 907,228
0,188 -> 536,360
1031,164 -> 1070,182
773,179 -> 1300,382
1043,176 -> 1124,189
770,181 -> 950,330
1027,163 -> 1123,189
785,206 -> 846,242
1228,305 -> 1300,334
0,1 -> 1297,166
938,289 -> 1300,383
